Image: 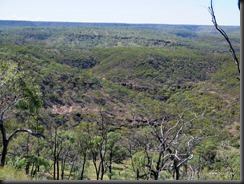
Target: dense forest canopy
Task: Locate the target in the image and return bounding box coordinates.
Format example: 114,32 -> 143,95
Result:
0,20 -> 240,180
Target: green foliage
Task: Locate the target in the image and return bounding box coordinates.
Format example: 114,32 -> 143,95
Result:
212,146 -> 240,180
15,156 -> 49,170
0,21 -> 240,180
131,151 -> 148,173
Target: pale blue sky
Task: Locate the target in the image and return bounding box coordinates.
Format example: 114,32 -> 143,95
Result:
0,0 -> 240,25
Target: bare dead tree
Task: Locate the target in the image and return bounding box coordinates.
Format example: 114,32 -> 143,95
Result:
208,0 -> 240,75
126,111 -> 209,180
147,114 -> 198,180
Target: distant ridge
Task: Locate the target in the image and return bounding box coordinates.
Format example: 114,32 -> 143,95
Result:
0,19 -> 168,27
0,20 -> 36,26
0,20 -> 240,27
0,20 -> 240,35
0,20 -> 198,27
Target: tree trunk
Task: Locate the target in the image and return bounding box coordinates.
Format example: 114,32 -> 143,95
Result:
25,161 -> 30,175
175,167 -> 180,180
109,151 -> 112,180
136,169 -> 139,180
92,157 -> 99,180
37,152 -> 40,172
53,157 -> 56,180
100,150 -> 105,180
53,129 -> 57,180
173,160 -> 180,180
57,159 -> 60,180
53,127 -> 58,180
61,160 -> 65,180
154,172 -> 159,180
30,162 -> 35,177
79,153 -> 87,180
25,134 -> 30,175
0,140 -> 8,167
0,123 -> 9,167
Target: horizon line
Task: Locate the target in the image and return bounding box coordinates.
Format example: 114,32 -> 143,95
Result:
0,19 -> 240,27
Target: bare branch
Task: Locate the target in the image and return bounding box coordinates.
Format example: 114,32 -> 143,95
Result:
209,0 -> 240,74
177,154 -> 194,168
163,119 -> 181,142
8,127 -> 45,141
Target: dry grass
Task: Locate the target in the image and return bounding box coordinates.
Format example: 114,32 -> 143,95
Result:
0,166 -> 31,180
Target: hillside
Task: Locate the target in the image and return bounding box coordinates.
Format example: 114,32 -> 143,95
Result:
0,20 -> 240,180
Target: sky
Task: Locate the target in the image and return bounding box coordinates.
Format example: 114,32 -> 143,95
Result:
0,0 -> 240,26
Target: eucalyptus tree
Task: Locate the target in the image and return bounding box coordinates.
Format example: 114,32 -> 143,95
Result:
106,131 -> 126,180
74,122 -> 95,180
0,60 -> 43,167
87,109 -> 110,180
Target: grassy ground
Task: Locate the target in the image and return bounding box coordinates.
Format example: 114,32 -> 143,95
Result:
0,166 -> 31,180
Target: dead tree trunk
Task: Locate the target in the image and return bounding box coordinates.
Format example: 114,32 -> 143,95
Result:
209,0 -> 240,75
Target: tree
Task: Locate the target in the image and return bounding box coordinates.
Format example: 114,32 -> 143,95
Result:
74,122 -> 95,180
88,109 -> 109,180
208,0 -> 240,75
106,131 -> 125,180
44,115 -> 72,180
0,61 -> 44,167
147,115 -> 199,180
126,106 -> 218,181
